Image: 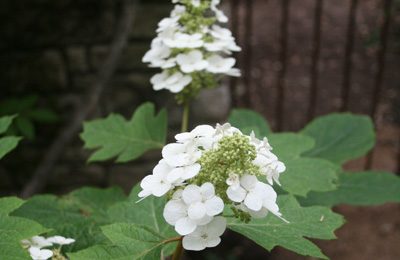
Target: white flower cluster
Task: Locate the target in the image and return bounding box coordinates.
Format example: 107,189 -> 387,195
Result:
21,235 -> 75,260
143,0 -> 241,94
139,123 -> 286,251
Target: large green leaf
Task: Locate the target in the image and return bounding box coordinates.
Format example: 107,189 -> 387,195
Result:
267,133 -> 338,197
301,113 -> 375,164
228,109 -> 271,138
0,197 -> 25,215
0,136 -> 21,159
227,195 -> 344,259
269,133 -> 315,161
68,224 -> 178,260
108,185 -> 177,256
280,158 -> 338,197
0,115 -> 16,134
68,187 -> 127,223
12,187 -> 127,252
80,102 -> 167,163
299,171 -> 400,207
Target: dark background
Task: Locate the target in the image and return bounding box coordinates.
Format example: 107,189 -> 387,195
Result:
0,0 -> 399,259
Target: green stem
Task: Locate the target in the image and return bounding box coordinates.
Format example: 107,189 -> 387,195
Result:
181,102 -> 190,132
171,239 -> 184,260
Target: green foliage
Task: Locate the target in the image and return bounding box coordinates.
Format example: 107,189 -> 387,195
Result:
0,197 -> 49,260
0,95 -> 58,140
227,195 -> 344,259
0,115 -> 21,159
80,102 -> 167,163
228,109 -> 271,138
12,187 -> 127,252
269,133 -> 315,161
280,158 -> 338,197
301,113 -> 375,165
68,224 -> 177,260
0,197 -> 24,215
300,171 -> 400,207
69,185 -> 178,259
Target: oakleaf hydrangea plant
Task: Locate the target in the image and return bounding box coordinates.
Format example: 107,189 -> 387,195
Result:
2,0 -> 400,260
143,0 -> 241,103
138,123 -> 287,250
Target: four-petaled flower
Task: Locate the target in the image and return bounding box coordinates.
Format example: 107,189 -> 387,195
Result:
182,216 -> 227,251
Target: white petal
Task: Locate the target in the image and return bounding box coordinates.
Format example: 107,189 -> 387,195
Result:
188,202 -> 207,220
191,125 -> 215,137
140,175 -> 158,190
205,196 -> 224,216
248,207 -> 269,219
182,236 -> 206,251
181,163 -> 201,180
31,236 -> 53,248
29,247 -> 53,260
167,168 -> 184,183
240,175 -> 258,191
175,217 -> 197,235
206,216 -> 227,237
163,200 -> 187,225
195,214 -> 213,226
244,192 -> 263,211
152,182 -> 172,197
182,185 -> 202,205
153,160 -> 173,178
175,132 -> 193,142
226,186 -> 246,202
200,182 -> 215,199
46,236 -> 75,245
205,237 -> 221,248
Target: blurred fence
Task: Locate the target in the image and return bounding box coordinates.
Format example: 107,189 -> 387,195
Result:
228,0 -> 399,173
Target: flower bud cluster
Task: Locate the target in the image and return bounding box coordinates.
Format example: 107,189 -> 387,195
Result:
143,0 -> 241,103
139,123 -> 287,251
21,235 -> 75,260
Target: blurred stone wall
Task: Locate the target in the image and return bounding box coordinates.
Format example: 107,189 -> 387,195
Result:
0,0 -> 232,195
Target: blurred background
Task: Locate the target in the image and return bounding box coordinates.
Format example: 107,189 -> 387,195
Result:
0,0 -> 399,259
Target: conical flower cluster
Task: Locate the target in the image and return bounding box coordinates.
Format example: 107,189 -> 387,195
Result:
139,123 -> 287,251
143,0 -> 241,103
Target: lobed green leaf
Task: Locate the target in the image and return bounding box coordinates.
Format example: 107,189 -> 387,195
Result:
80,102 -> 167,163
301,113 -> 375,165
227,195 -> 344,259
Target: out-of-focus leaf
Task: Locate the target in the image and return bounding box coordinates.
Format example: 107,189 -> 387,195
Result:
301,113 -> 375,164
228,109 -> 271,138
299,171 -> 400,207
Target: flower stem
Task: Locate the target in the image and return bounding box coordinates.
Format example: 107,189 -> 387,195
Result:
171,239 -> 184,260
181,102 -> 190,132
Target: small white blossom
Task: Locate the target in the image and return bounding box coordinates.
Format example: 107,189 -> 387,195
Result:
150,71 -> 192,93
162,142 -> 201,167
140,123 -> 287,251
164,33 -> 204,49
182,183 -> 224,221
176,50 -> 208,73
28,247 -> 53,260
21,236 -> 52,249
182,216 -> 226,251
163,183 -> 223,236
46,236 -> 75,246
138,160 -> 175,198
206,55 -> 236,74
227,175 -> 285,221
